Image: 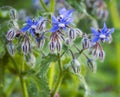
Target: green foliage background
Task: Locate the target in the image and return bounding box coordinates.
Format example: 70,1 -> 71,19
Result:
0,0 -> 120,97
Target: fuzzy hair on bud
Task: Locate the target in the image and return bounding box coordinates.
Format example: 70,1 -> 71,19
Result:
49,40 -> 56,52
75,28 -> 83,37
21,39 -> 31,55
99,50 -> 105,62
6,28 -> 16,41
81,36 -> 90,49
68,29 -> 76,40
56,39 -> 62,52
9,9 -> 18,20
71,59 -> 81,73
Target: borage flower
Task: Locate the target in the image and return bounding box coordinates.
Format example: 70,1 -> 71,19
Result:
91,23 -> 114,43
21,17 -> 44,36
50,8 -> 73,32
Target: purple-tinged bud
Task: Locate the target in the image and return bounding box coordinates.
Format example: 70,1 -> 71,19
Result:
49,41 -> 56,52
81,36 -> 90,49
6,29 -> 16,41
92,48 -> 100,59
75,28 -> 83,37
99,50 -> 105,62
6,42 -> 16,56
56,39 -> 62,52
9,9 -> 18,20
21,39 -> 31,55
68,29 -> 76,40
65,38 -> 72,45
38,39 -> 45,49
71,59 -> 80,73
87,59 -> 97,73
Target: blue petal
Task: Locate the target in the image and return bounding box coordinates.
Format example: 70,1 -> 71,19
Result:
92,36 -> 99,43
64,18 -> 73,25
59,8 -> 67,15
109,28 -> 114,34
91,27 -> 99,35
21,25 -> 31,32
101,23 -> 107,33
26,17 -> 32,25
52,16 -> 58,24
50,25 -> 59,32
30,28 -> 35,37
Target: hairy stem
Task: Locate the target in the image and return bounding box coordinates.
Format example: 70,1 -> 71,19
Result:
39,0 -> 49,12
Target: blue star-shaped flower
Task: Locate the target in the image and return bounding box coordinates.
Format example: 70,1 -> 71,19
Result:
91,23 -> 114,43
21,17 -> 43,36
50,8 -> 73,32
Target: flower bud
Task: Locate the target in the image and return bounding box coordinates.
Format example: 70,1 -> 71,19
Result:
68,29 -> 76,40
75,28 -> 83,37
71,59 -> 80,73
107,35 -> 112,44
87,59 -> 97,73
25,53 -> 36,68
65,38 -> 72,45
49,40 -> 56,52
21,39 -> 31,55
98,50 -> 105,62
9,9 -> 18,20
92,48 -> 100,59
56,39 -> 62,52
38,39 -> 45,49
6,42 -> 16,56
6,28 -> 16,41
81,36 -> 90,49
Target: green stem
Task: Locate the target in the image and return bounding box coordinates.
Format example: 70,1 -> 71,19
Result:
19,75 -> 28,97
50,0 -> 55,13
51,53 -> 64,97
51,73 -> 63,97
6,77 -> 18,97
39,0 -> 49,12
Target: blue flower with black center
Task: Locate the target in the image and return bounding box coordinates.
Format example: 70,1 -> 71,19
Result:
91,23 -> 114,43
50,8 -> 73,32
21,17 -> 43,36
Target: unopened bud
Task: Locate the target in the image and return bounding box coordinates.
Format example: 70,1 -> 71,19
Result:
49,41 -> 56,52
87,59 -> 97,73
9,9 -> 18,20
21,39 -> 31,55
68,29 -> 76,40
81,36 -> 90,49
99,50 -> 105,61
75,28 -> 83,37
92,48 -> 99,59
6,28 -> 16,41
56,39 -> 62,51
6,42 -> 16,56
107,35 -> 112,44
65,38 -> 72,45
25,53 -> 36,68
71,59 -> 80,73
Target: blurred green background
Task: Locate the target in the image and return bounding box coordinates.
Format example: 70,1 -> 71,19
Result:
0,0 -> 120,97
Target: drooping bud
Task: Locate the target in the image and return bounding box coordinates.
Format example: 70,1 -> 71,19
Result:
21,38 -> 31,55
81,35 -> 90,49
87,59 -> 97,73
98,50 -> 105,61
107,35 -> 112,44
49,40 -> 56,52
65,38 -> 72,45
6,28 -> 16,41
71,59 -> 81,73
25,53 -> 36,68
56,39 -> 62,52
92,48 -> 100,59
9,9 -> 18,20
68,28 -> 76,40
37,39 -> 45,49
74,28 -> 83,37
6,42 -> 16,56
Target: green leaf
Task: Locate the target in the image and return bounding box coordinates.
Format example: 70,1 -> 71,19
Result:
27,76 -> 50,97
39,53 -> 58,77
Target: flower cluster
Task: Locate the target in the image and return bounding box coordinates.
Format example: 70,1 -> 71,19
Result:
6,7 -> 114,72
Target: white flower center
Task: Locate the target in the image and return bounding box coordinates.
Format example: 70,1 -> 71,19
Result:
99,34 -> 106,38
58,23 -> 65,27
31,25 -> 36,29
